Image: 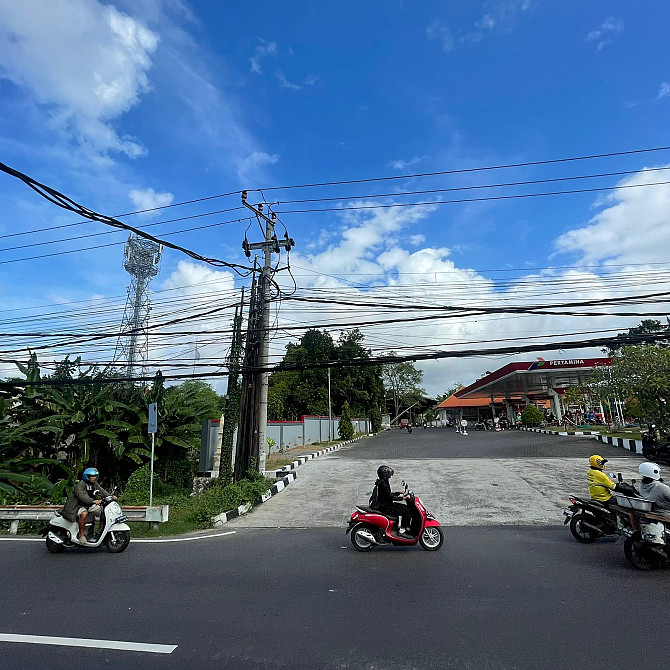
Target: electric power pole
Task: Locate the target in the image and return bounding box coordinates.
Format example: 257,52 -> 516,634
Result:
220,288 -> 245,483
239,192 -> 294,474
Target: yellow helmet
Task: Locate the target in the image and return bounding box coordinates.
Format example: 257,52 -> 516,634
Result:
589,455 -> 608,470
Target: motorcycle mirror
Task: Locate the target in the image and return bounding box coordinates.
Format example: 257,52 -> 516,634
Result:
617,473 -> 623,483
608,472 -> 615,479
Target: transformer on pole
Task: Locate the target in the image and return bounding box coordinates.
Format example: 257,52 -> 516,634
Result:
113,234 -> 163,379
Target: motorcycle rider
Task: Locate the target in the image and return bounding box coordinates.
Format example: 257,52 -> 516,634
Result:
61,467 -> 115,543
587,455 -> 618,508
370,465 -> 412,535
638,462 -> 670,511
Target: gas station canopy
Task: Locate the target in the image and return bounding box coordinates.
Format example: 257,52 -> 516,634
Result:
455,358 -> 612,401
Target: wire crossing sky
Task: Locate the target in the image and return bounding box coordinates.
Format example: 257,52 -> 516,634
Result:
1,1 -> 669,393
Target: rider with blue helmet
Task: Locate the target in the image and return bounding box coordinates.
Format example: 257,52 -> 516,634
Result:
61,467 -> 115,544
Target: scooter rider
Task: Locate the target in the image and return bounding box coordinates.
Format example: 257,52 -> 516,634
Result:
638,462 -> 670,512
587,455 -> 618,508
370,465 -> 412,535
61,468 -> 115,543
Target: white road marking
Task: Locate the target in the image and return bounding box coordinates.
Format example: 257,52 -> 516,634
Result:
0,530 -> 236,543
134,530 -> 236,543
0,633 -> 177,654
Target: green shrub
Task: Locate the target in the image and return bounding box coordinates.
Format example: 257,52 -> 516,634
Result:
189,472 -> 272,529
520,405 -> 545,427
338,402 -> 355,440
122,463 -> 179,505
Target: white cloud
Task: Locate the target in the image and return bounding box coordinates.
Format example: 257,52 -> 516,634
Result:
658,83 -> 670,99
250,38 -> 277,74
409,234 -> 426,246
388,156 -> 425,171
0,0 -> 158,157
554,167 -> 670,266
277,71 -> 301,90
586,17 -> 623,51
156,260 -> 238,393
426,19 -> 454,53
236,151 -> 280,183
128,188 -> 175,215
276,71 -> 319,90
463,0 -> 536,43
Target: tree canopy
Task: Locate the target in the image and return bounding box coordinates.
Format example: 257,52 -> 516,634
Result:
268,329 -> 384,424
0,354 -> 222,503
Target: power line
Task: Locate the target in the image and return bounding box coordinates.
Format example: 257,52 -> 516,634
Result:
268,166 -> 669,206
3,329 -> 668,387
275,179 -> 670,215
0,161 -> 253,275
248,144 -> 670,192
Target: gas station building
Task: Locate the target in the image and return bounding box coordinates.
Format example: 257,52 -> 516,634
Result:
436,357 -> 612,425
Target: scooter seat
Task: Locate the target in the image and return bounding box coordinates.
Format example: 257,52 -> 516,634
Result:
356,505 -> 399,518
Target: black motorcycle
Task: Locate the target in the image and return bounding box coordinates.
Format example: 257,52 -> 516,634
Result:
641,425 -> 670,464
564,478 -> 638,543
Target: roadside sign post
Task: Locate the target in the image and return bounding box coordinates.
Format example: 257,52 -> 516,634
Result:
148,403 -> 158,506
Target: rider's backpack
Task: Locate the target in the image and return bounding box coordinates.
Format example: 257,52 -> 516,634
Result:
369,483 -> 380,509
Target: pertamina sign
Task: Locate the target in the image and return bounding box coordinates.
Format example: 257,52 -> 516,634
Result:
528,358 -> 610,370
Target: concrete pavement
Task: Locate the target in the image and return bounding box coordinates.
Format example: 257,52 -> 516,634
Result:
227,428 -> 643,528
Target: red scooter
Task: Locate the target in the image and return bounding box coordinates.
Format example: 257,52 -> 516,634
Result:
346,482 -> 444,552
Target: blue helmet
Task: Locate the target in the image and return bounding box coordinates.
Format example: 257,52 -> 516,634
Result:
82,467 -> 99,483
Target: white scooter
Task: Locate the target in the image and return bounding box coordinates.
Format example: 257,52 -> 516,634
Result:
42,495 -> 131,553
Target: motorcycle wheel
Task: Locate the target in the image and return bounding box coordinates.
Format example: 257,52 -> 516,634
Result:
45,537 -> 65,554
569,513 -> 599,543
105,530 -> 130,554
419,526 -> 444,551
624,532 -> 662,570
350,523 -> 375,552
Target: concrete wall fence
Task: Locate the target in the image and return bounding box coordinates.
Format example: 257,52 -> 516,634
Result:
266,415 -> 370,452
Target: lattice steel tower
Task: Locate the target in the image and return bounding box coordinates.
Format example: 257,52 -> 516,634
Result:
113,234 -> 163,379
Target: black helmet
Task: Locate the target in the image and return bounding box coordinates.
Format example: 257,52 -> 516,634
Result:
377,465 -> 394,479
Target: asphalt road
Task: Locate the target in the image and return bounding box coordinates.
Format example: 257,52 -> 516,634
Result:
0,429 -> 653,669
0,526 -> 665,670
340,426 -> 640,459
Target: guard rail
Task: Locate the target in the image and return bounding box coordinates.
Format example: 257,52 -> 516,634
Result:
0,504 -> 169,534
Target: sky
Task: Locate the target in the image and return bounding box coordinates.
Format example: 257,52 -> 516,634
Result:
0,0 -> 669,397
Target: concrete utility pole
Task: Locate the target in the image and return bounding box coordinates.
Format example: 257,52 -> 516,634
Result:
240,192 -> 294,473
328,367 -> 332,442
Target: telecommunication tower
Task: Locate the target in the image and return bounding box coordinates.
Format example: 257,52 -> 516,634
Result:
113,234 -> 163,379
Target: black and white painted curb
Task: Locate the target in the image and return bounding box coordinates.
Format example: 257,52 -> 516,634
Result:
596,434 -> 643,454
520,427 -> 598,436
267,435 -> 366,478
212,472 -> 297,527
211,435 -> 370,527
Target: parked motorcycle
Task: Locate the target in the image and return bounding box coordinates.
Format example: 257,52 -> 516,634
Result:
346,482 -> 444,552
641,425 -> 670,464
563,475 -> 638,543
41,495 -> 131,553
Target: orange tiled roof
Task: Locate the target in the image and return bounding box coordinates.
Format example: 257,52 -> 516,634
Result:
437,393 -> 509,409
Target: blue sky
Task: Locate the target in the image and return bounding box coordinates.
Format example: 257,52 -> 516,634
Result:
0,1 -> 669,395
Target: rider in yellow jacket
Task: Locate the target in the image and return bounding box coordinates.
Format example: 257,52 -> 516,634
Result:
587,455 -> 617,503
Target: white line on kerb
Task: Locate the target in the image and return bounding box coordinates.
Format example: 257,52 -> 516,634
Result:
0,633 -> 177,654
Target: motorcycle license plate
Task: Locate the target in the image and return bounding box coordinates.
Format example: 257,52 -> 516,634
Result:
563,508 -> 575,523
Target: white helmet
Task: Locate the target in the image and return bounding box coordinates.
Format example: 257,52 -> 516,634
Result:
639,462 -> 662,480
